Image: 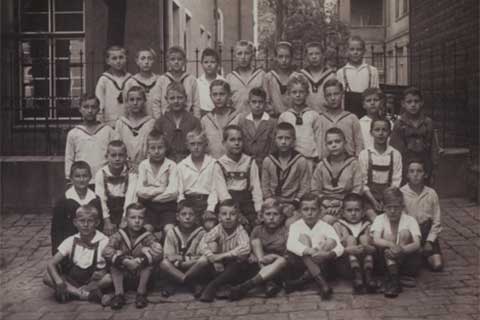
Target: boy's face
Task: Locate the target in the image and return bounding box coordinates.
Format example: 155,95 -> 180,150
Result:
371,121 -> 390,145
275,129 -> 295,153
288,83 -> 308,107
79,99 -> 99,122
235,46 -> 253,69
126,209 -> 145,232
224,130 -> 243,156
384,199 -> 403,223
74,211 -> 98,237
107,146 -> 127,171
306,47 -> 323,67
325,133 -> 345,156
218,206 -> 239,231
343,200 -> 364,224
402,93 -> 423,116
300,200 -> 321,227
276,47 -> 292,70
248,95 -> 266,117
407,162 -> 426,186
187,136 -> 206,158
167,52 -> 185,73
347,40 -> 365,64
324,85 -> 343,110
210,85 -> 229,108
106,50 -> 127,71
201,55 -> 219,76
363,94 -> 381,116
263,207 -> 283,230
127,91 -> 146,114
177,207 -> 196,229
71,168 -> 91,190
166,89 -> 187,112
136,51 -> 155,72
147,140 -> 166,162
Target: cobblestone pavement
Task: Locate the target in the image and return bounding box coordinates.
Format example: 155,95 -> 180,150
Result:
1,198 -> 479,320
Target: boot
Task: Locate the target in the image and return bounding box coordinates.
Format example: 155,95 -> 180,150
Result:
229,280 -> 254,301
363,268 -> 377,293
284,272 -> 311,294
352,268 -> 364,294
313,274 -> 333,300
264,281 -> 282,298
384,267 -> 401,298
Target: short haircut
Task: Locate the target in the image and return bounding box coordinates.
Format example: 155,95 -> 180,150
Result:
125,202 -> 146,216
126,85 -> 147,101
248,87 -> 267,101
299,193 -> 320,208
261,198 -> 284,214
79,94 -> 100,108
105,45 -> 126,59
304,41 -> 323,53
383,187 -> 404,205
216,199 -> 239,214
70,161 -> 92,179
348,35 -> 366,50
275,41 -> 293,56
107,140 -> 127,153
370,117 -> 392,132
186,128 -> 208,145
75,204 -> 99,220
146,129 -> 168,149
136,47 -> 157,59
166,81 -> 187,97
276,122 -> 296,138
235,40 -> 254,53
343,193 -> 364,208
406,158 -> 426,171
402,86 -> 423,100
222,124 -> 243,142
323,78 -> 344,93
287,73 -> 309,93
177,200 -> 196,213
325,127 -> 346,141
362,87 -> 384,102
210,79 -> 231,94
201,48 -> 220,62
166,46 -> 186,59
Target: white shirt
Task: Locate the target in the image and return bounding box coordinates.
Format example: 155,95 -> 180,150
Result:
287,219 -> 344,258
336,62 -> 379,92
177,155 -> 218,211
359,116 -> 374,149
370,213 -> 421,244
358,145 -> 402,192
136,158 -> 179,203
196,74 -> 225,112
94,165 -> 137,219
58,231 -> 109,269
95,72 -> 132,125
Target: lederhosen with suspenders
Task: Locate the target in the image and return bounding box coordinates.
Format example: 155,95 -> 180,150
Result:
343,65 -> 372,119
103,169 -> 129,226
321,156 -> 357,216
102,73 -> 131,104
367,149 -> 394,206
217,158 -> 256,227
171,227 -> 204,267
64,238 -> 102,286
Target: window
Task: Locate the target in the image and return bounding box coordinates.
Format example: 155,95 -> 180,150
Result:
351,0 -> 383,26
216,9 -> 224,46
395,0 -> 408,19
19,0 -> 85,120
172,2 -> 180,45
184,13 -> 191,59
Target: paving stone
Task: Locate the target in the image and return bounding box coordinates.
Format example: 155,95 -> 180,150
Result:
278,302 -> 317,312
4,312 -> 46,320
407,304 -> 449,316
75,311 -> 113,320
328,309 -> 373,320
249,304 -> 279,314
447,304 -> 480,314
288,310 -> 328,319
166,310 -> 196,318
217,306 -> 250,316
234,314 -> 289,320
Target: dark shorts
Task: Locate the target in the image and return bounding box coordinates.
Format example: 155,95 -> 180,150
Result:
65,265 -> 95,287
284,252 -> 336,280
376,248 -> 422,277
139,198 -> 177,231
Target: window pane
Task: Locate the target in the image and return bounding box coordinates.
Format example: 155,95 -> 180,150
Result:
351,0 -> 383,26
21,13 -> 49,32
22,40 -> 50,79
55,13 -> 83,32
22,0 -> 49,12
55,0 -> 83,12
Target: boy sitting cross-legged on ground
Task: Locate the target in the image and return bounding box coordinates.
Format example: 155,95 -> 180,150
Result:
371,187 -> 421,298
159,200 -> 208,298
102,203 -> 163,309
285,193 -> 344,300
334,193 -> 376,294
45,205 -> 111,304
229,198 -> 289,300
197,199 -> 251,302
401,159 -> 444,272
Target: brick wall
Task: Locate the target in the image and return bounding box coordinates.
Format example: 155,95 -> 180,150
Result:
409,0 -> 479,148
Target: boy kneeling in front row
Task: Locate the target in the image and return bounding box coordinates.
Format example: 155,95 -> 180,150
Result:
44,205 -> 112,304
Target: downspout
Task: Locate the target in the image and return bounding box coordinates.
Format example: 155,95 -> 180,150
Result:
238,0 -> 242,40
214,0 -> 218,48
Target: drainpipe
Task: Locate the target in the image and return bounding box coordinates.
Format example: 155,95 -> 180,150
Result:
214,0 -> 218,48
238,0 -> 242,40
